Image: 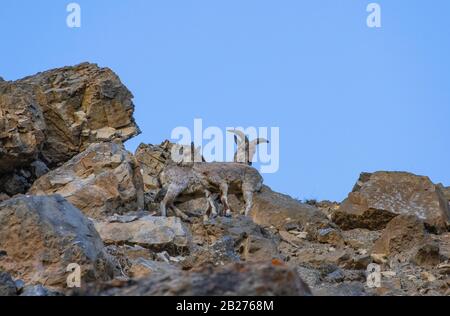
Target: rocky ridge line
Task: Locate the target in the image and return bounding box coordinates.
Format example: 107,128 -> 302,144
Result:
0,64 -> 449,296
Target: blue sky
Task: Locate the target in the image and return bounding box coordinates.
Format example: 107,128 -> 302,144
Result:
1,1 -> 449,201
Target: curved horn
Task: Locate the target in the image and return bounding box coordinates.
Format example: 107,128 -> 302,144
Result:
247,138 -> 269,165
227,130 -> 246,145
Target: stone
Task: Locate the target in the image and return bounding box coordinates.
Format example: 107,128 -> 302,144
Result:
341,229 -> 381,250
0,193 -> 9,203
135,141 -> 173,192
0,81 -> 46,175
128,258 -> 180,279
29,142 -> 144,219
316,228 -> 345,247
0,173 -> 29,196
14,279 -> 25,293
325,269 -> 345,283
0,272 -> 17,296
412,244 -> 441,268
437,184 -> 450,204
183,236 -> 241,269
0,63 -> 140,196
186,216 -> 279,268
14,63 -> 140,167
314,282 -> 368,296
249,186 -> 331,233
333,172 -> 450,233
94,216 -> 191,254
295,266 -> 322,288
371,214 -> 441,268
78,262 -> 312,296
0,195 -> 113,289
20,285 -> 62,296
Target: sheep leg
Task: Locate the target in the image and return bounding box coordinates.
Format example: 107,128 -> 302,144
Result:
220,183 -> 232,217
204,190 -> 218,221
160,184 -> 183,217
170,203 -> 190,222
243,189 -> 254,217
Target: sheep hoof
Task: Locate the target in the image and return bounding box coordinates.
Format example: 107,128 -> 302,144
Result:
225,209 -> 232,217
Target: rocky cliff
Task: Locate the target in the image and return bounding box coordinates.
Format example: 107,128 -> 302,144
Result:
0,64 -> 449,296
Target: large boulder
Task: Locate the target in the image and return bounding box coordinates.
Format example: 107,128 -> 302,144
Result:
332,172 -> 450,233
134,141 -> 173,192
0,82 -> 46,175
29,142 -> 144,220
0,195 -> 113,289
249,186 -> 331,234
186,216 -> 280,268
0,63 -> 140,195
77,262 -> 312,296
94,216 -> 191,254
371,214 -> 441,268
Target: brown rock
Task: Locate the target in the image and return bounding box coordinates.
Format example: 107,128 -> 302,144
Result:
29,142 -> 144,219
371,214 -> 441,268
17,63 -> 140,166
412,244 -> 441,268
135,141 -> 173,192
249,186 -> 331,233
0,81 -> 46,174
0,63 -> 140,195
341,229 -> 381,250
0,195 -> 113,290
186,216 -> 279,268
0,193 -> 9,203
316,228 -> 345,247
434,233 -> 450,260
94,216 -> 191,254
333,172 -> 450,233
128,259 -> 180,279
78,262 -> 312,296
437,184 -> 450,204
293,245 -> 369,271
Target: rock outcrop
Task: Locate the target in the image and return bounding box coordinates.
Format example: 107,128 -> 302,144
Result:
332,172 -> 450,233
29,142 -> 144,219
94,216 -> 191,253
371,215 -> 441,268
249,186 -> 332,238
438,184 -> 450,204
135,141 -> 173,192
186,216 -> 280,268
1,64 -> 449,297
0,195 -> 113,290
76,262 -> 312,296
0,63 -> 140,195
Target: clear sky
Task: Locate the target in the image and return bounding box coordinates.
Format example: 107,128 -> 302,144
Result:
1,1 -> 449,201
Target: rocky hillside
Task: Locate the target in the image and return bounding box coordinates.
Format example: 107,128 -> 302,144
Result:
1,64 -> 449,296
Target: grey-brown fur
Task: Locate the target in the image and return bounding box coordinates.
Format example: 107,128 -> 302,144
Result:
159,162 -> 263,220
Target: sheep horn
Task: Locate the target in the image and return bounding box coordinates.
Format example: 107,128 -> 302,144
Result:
227,130 -> 247,145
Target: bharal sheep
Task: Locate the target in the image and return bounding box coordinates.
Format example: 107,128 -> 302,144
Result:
159,161 -> 263,220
